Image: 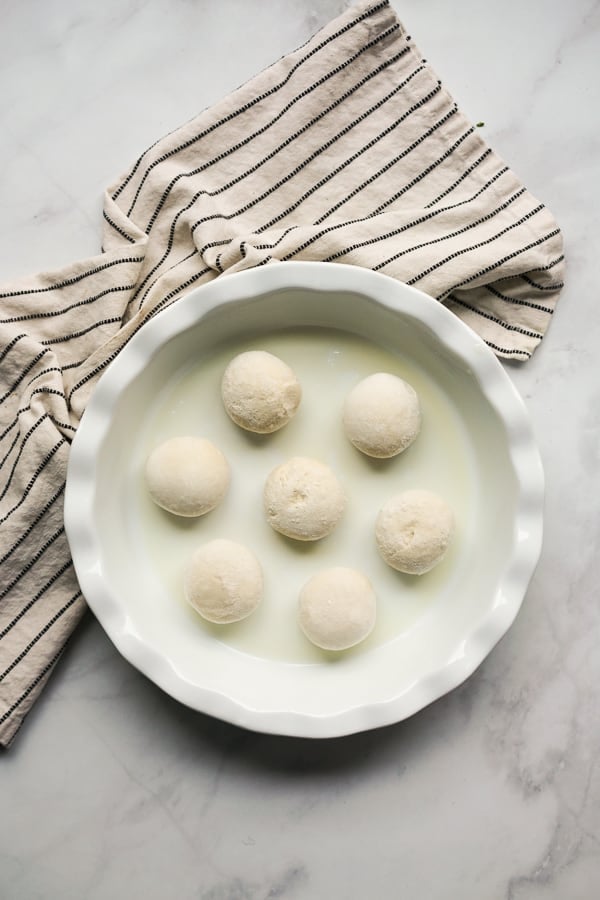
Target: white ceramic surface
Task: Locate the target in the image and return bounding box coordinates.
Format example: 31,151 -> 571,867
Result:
64,262 -> 543,737
2,2 -> 599,898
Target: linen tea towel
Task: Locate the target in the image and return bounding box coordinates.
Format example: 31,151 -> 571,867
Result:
0,0 -> 564,746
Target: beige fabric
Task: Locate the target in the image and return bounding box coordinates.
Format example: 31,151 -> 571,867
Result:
0,0 -> 564,746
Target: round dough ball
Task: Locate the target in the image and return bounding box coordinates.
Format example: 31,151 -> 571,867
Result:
221,350 -> 302,433
375,489 -> 454,575
298,567 -> 376,651
184,539 -> 263,624
145,436 -> 230,517
263,456 -> 345,541
343,372 -> 421,458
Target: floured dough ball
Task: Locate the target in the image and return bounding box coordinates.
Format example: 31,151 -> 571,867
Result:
375,489 -> 454,575
145,436 -> 230,517
343,372 -> 421,458
184,539 -> 263,624
263,456 -> 345,541
298,567 -> 376,651
221,350 -> 302,433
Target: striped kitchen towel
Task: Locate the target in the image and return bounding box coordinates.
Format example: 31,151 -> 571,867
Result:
0,0 -> 564,745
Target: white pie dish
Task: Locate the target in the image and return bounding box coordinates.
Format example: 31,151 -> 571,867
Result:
64,261 -> 543,738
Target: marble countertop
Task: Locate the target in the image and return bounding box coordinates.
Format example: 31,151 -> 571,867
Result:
1,1 -> 598,898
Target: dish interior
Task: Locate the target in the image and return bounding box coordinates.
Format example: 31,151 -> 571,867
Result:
89,285 -> 518,717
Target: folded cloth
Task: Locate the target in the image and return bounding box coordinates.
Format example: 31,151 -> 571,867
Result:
0,0 -> 564,746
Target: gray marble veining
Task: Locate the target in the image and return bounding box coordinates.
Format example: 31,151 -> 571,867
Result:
1,1 -> 599,898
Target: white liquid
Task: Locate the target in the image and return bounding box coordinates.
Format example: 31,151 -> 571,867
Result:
129,328 -> 476,664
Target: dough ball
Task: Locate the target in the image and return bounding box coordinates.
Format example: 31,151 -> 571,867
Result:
184,539 -> 263,624
263,456 -> 345,541
343,372 -> 421,458
375,489 -> 454,575
298,567 -> 376,651
221,350 -> 302,433
145,436 -> 230,517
